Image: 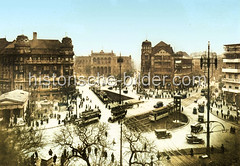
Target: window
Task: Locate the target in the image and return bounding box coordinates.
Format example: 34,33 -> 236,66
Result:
19,66 -> 23,72
33,66 -> 37,71
235,87 -> 239,89
65,58 -> 69,61
235,74 -> 238,79
20,74 -> 23,79
229,74 -> 232,79
229,85 -> 232,89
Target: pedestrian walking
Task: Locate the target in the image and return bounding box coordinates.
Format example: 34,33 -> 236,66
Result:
211,145 -> 214,153
221,144 -> 224,153
35,151 -> 38,158
53,154 -> 57,164
190,148 -> 194,156
49,149 -> 53,156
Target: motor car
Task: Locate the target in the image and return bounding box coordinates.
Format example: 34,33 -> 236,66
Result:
193,107 -> 197,114
191,123 -> 203,133
154,101 -> 163,108
186,134 -> 204,144
155,129 -> 171,139
108,86 -> 113,90
198,113 -> 204,122
123,88 -> 128,94
181,93 -> 187,99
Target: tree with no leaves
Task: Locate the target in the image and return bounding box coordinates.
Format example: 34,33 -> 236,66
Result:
54,122 -> 115,166
0,127 -> 43,165
123,128 -> 156,166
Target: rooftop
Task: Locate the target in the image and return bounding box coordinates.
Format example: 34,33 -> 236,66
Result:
0,90 -> 29,103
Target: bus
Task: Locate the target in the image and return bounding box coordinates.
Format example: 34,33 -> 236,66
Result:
100,91 -> 108,101
149,105 -> 169,122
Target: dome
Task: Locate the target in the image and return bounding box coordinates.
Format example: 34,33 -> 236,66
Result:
62,37 -> 72,46
142,40 -> 151,47
15,35 -> 30,47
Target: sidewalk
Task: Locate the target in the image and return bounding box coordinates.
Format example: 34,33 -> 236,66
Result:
210,101 -> 240,125
160,147 -> 227,166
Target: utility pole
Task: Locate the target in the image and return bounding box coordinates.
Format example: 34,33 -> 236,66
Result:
200,41 -> 217,157
117,53 -> 123,166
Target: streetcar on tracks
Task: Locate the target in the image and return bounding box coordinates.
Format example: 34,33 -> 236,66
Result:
100,91 -> 108,102
149,105 -> 170,122
108,107 -> 127,123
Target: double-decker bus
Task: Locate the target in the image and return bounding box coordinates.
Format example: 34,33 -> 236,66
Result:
100,91 -> 108,101
149,105 -> 169,122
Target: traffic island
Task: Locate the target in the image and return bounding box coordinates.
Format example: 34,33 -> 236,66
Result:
124,112 -> 188,132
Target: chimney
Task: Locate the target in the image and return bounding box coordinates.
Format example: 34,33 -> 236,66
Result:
33,32 -> 37,40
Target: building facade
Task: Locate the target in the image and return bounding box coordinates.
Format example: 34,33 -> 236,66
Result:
0,90 -> 28,124
75,50 -> 133,77
141,40 -> 193,89
0,32 -> 74,100
222,43 -> 240,106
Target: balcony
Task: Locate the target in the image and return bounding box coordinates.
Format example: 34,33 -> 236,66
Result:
222,87 -> 240,94
223,59 -> 240,63
222,78 -> 240,83
224,50 -> 240,54
222,68 -> 240,73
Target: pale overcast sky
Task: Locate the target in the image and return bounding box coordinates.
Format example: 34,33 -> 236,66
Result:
0,0 -> 239,66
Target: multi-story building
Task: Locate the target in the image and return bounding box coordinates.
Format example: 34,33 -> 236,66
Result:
0,32 -> 74,100
141,40 -> 193,89
141,40 -> 174,89
222,43 -> 240,106
75,50 -> 133,77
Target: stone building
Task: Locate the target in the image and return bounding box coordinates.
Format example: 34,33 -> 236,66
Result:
75,50 -> 133,77
0,32 -> 74,100
222,43 -> 240,106
141,40 -> 193,89
0,90 -> 28,124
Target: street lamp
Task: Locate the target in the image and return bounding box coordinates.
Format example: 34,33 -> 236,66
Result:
200,41 -> 217,157
117,53 -> 124,166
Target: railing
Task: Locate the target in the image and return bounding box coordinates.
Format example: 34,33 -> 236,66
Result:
223,59 -> 240,63
222,78 -> 240,83
222,68 -> 240,73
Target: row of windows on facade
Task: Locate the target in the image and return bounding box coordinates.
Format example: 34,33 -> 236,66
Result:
223,85 -> 239,90
142,67 -> 172,73
225,64 -> 240,69
144,55 -> 171,60
14,84 -> 61,90
224,74 -> 239,79
2,57 -> 73,62
78,58 -> 112,64
14,65 -> 72,71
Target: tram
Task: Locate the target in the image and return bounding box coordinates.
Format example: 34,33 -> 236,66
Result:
100,91 -> 108,102
149,105 -> 170,122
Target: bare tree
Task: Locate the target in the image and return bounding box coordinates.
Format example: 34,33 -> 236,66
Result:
54,122 -> 115,166
0,127 -> 43,165
123,128 -> 156,166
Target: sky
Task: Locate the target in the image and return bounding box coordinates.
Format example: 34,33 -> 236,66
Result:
0,0 -> 239,67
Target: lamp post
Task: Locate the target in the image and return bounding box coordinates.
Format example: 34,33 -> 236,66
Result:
200,41 -> 217,157
117,53 -> 124,166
